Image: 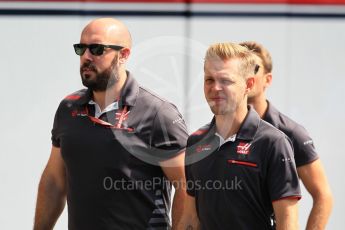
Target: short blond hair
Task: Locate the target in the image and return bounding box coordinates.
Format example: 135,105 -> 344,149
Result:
239,41 -> 272,74
205,42 -> 259,79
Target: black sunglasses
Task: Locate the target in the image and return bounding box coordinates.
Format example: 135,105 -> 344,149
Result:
73,43 -> 124,56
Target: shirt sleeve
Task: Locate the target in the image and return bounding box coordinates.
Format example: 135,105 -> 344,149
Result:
150,101 -> 189,160
291,125 -> 319,167
267,136 -> 301,201
51,102 -> 63,147
185,137 -> 196,197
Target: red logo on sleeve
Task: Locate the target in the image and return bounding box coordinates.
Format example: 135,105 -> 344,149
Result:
196,144 -> 212,153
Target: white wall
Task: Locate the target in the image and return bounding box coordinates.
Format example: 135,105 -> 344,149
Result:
0,8 -> 344,230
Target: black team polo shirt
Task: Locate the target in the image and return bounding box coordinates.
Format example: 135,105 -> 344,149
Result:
51,72 -> 188,230
185,107 -> 301,230
263,101 -> 319,167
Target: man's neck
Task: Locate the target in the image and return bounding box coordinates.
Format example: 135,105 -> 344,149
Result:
215,104 -> 248,140
92,70 -> 127,111
248,94 -> 268,118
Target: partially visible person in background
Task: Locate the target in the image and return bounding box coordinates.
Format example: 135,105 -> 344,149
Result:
241,40 -> 333,230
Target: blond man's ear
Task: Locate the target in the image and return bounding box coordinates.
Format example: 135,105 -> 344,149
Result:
263,72 -> 272,90
246,76 -> 255,94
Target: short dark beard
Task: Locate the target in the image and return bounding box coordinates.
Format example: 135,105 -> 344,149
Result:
80,55 -> 119,92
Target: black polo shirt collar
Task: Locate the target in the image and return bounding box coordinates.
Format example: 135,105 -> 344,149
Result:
236,106 -> 260,141
206,106 -> 260,142
72,88 -> 92,105
262,100 -> 279,126
119,71 -> 139,107
73,71 -> 139,107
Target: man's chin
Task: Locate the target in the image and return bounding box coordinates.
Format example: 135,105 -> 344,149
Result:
210,106 -> 224,115
210,106 -> 237,116
82,79 -> 96,88
82,72 -> 96,80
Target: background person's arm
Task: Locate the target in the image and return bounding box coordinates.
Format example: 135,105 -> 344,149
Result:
177,193 -> 201,230
273,198 -> 299,230
34,146 -> 66,230
298,159 -> 333,230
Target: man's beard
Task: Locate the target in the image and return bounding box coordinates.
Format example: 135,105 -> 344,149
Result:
80,56 -> 119,92
207,95 -> 240,116
209,103 -> 236,116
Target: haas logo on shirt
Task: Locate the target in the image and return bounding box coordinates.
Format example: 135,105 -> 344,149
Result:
115,107 -> 130,128
196,144 -> 212,153
71,108 -> 88,117
236,142 -> 251,156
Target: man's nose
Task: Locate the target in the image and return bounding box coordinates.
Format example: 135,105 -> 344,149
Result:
213,81 -> 223,91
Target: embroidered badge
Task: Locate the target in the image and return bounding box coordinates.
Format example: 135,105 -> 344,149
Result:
236,142 -> 251,157
196,144 -> 212,153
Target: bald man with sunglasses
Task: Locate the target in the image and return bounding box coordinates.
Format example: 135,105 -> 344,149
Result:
34,18 -> 188,230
